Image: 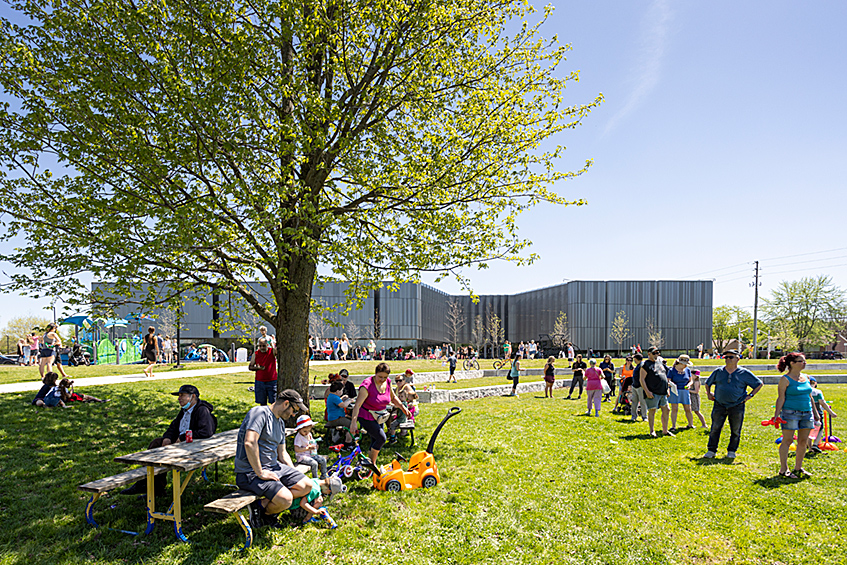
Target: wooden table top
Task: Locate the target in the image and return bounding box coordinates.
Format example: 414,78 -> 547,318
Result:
114,429 -> 240,472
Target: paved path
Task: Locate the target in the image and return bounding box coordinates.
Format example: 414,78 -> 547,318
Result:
0,360 -> 349,395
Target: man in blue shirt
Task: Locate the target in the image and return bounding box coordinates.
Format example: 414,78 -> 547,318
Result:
703,349 -> 763,459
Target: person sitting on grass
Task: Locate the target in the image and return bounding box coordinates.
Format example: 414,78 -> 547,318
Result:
288,475 -> 346,525
58,378 -> 108,403
293,415 -> 327,479
31,372 -> 65,408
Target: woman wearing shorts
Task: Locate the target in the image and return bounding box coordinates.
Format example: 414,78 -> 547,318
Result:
142,326 -> 159,377
350,362 -> 410,464
667,355 -> 694,432
774,352 -> 815,478
38,324 -> 61,379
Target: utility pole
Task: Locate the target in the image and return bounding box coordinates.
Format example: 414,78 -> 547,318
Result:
751,260 -> 761,359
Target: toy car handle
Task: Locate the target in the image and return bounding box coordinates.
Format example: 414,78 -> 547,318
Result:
393,452 -> 407,462
425,406 -> 462,455
359,459 -> 382,478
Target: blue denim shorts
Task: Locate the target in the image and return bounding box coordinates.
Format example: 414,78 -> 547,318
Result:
781,409 -> 814,431
254,380 -> 277,405
645,393 -> 668,410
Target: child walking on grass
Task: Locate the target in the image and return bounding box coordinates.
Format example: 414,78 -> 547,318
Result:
293,415 -> 327,479
808,377 -> 837,453
688,369 -> 707,428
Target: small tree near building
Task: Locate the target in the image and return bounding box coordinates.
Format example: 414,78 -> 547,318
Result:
551,311 -> 570,353
646,317 -> 665,350
609,310 -> 631,357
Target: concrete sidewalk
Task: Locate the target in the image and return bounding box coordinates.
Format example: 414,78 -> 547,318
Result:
0,359 -> 352,395
0,365 -> 254,394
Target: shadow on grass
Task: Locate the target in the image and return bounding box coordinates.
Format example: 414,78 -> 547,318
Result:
618,433 -> 657,441
0,384 -> 264,564
752,474 -> 807,489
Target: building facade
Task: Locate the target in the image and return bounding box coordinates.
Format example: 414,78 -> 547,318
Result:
94,280 -> 712,354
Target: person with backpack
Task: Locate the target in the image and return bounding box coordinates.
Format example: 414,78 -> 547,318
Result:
120,384 -> 217,496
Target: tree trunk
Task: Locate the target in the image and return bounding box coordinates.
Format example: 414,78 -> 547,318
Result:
274,255 -> 317,407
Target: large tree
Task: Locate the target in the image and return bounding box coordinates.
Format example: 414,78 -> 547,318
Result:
0,0 -> 600,397
762,275 -> 847,350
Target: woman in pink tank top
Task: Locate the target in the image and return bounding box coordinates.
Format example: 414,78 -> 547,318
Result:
350,362 -> 411,464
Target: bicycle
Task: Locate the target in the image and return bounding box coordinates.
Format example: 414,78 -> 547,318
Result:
326,436 -> 374,481
462,357 -> 479,371
492,359 -> 507,371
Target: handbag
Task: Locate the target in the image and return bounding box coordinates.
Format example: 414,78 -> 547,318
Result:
368,409 -> 390,425
601,379 -> 611,395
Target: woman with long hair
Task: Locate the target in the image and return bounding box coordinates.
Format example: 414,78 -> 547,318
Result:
142,326 -> 159,378
38,323 -> 61,379
774,352 -> 815,478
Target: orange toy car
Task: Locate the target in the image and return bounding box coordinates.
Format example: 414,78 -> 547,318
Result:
368,407 -> 461,492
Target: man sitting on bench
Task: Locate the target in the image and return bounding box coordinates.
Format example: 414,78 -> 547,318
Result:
120,384 -> 217,496
234,388 -> 313,530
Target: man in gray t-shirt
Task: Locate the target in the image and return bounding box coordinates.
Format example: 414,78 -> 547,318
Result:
234,388 -> 312,529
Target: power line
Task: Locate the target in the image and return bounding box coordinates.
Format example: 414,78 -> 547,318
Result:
764,253 -> 847,270
762,262 -> 847,278
761,246 -> 847,262
681,261 -> 752,279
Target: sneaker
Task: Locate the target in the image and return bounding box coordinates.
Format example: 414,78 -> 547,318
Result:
726,451 -> 736,459
702,451 -> 716,459
663,430 -> 676,437
247,499 -> 265,531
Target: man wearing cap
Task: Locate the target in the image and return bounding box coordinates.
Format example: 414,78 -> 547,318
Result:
703,349 -> 763,459
120,384 -> 217,496
639,346 -> 673,437
234,389 -> 313,530
249,337 -> 277,406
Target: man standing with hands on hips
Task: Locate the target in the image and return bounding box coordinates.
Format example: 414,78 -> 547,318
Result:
703,349 -> 763,459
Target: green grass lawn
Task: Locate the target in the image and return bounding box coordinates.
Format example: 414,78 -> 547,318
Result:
1,372 -> 846,564
0,362 -> 247,386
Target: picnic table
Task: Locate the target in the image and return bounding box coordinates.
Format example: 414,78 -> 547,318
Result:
80,426 -> 306,546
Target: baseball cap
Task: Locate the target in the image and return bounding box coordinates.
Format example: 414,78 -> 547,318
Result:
277,389 -> 308,413
327,475 -> 347,495
339,369 -> 349,377
171,384 -> 200,397
647,346 -> 661,354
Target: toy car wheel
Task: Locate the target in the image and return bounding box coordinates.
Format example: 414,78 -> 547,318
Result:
422,475 -> 438,488
385,480 -> 403,492
354,467 -> 373,480
342,465 -> 355,479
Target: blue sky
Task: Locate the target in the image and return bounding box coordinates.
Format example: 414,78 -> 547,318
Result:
2,0 -> 847,325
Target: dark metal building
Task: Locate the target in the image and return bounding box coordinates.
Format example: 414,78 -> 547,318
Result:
94,280 -> 712,353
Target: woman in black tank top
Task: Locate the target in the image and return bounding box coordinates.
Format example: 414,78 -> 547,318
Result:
543,356 -> 556,398
143,326 -> 159,378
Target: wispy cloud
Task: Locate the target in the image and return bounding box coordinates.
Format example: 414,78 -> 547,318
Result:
604,0 -> 674,135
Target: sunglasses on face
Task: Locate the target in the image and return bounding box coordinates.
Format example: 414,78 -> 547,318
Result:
724,355 -> 736,360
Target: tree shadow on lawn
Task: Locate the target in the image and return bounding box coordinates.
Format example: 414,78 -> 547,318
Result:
0,388 -> 267,564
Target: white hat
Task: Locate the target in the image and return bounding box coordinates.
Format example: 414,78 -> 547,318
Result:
327,475 -> 347,495
294,415 -> 315,430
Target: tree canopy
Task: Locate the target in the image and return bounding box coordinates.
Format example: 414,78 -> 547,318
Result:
0,0 -> 601,394
762,275 -> 847,350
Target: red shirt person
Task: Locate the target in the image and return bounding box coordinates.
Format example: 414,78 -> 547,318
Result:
249,338 -> 278,405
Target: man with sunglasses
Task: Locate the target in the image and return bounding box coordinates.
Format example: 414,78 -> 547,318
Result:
703,349 -> 763,459
235,389 -> 313,529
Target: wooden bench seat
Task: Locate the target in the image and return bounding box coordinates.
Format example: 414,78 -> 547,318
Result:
78,466 -> 167,493
204,463 -> 311,551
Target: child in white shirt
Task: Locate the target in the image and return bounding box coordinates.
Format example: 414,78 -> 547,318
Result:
293,415 -> 327,479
